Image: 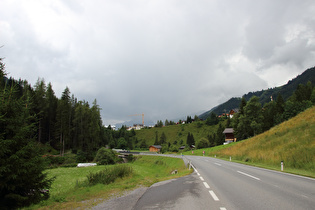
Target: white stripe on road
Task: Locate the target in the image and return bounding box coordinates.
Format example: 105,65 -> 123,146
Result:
214,163 -> 222,166
220,208 -> 227,210
203,182 -> 210,188
197,173 -> 200,176
209,190 -> 219,201
237,171 -> 260,180
200,177 -> 204,181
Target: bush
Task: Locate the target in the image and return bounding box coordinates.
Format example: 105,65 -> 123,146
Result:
126,154 -> 135,162
94,147 -> 117,165
86,165 -> 133,185
76,151 -> 96,163
44,155 -> 65,166
169,145 -> 179,152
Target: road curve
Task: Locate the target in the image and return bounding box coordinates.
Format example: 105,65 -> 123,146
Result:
184,155 -> 315,210
92,154 -> 315,210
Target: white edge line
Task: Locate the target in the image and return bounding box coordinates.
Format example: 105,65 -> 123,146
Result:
203,182 -> 210,188
209,190 -> 219,201
200,177 -> 204,181
237,171 -> 260,180
214,163 -> 222,166
220,208 -> 227,210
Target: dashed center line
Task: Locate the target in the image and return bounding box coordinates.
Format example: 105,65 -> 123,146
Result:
191,160 -> 226,209
203,182 -> 210,188
237,171 -> 260,180
209,190 -> 220,201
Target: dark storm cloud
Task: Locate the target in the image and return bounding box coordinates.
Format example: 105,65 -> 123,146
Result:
1,0 -> 314,125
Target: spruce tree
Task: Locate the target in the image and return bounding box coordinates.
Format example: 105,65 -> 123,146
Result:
0,60 -> 52,209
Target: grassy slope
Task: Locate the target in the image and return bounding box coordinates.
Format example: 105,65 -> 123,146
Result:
135,121 -> 218,145
187,106 -> 315,177
28,156 -> 191,209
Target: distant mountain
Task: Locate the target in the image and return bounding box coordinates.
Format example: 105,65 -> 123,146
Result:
199,66 -> 315,120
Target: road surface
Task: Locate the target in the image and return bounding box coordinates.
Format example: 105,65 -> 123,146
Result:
132,155 -> 315,210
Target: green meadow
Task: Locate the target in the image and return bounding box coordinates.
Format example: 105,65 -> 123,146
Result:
135,121 -> 218,146
27,156 -> 191,209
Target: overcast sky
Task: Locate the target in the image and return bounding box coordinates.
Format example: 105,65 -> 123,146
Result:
1,0 -> 315,125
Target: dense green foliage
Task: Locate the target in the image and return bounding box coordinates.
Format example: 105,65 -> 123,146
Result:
0,58 -> 53,209
0,59 -> 137,208
94,147 -> 118,165
233,82 -> 315,140
0,59 -> 139,158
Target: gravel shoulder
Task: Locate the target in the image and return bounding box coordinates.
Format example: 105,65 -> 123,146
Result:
89,187 -> 148,210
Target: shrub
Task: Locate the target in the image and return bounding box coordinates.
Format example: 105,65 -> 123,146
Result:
126,154 -> 135,162
43,155 -> 65,166
76,151 -> 96,163
94,147 -> 117,165
76,151 -> 89,163
86,165 -> 133,185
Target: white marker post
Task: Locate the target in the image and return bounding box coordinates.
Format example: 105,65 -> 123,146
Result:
281,161 -> 284,171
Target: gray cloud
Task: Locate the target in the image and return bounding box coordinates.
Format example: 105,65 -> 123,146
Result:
1,0 -> 315,125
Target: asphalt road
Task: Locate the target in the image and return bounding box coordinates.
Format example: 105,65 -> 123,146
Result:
132,155 -> 315,210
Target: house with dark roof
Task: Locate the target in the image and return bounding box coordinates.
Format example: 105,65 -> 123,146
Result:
223,128 -> 236,144
149,145 -> 162,152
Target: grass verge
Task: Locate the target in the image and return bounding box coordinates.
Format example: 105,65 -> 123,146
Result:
181,106 -> 315,178
26,156 -> 191,209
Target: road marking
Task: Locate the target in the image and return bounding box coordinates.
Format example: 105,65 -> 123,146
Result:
214,163 -> 222,166
220,208 -> 227,210
197,173 -> 200,176
209,190 -> 219,201
301,194 -> 309,198
200,177 -> 204,181
195,169 -> 198,173
203,182 -> 210,188
237,171 -> 260,180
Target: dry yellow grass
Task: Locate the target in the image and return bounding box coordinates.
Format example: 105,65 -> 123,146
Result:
209,106 -> 315,170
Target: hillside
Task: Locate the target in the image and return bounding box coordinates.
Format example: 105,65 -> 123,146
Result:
207,105 -> 315,171
200,66 -> 315,119
134,121 -> 218,147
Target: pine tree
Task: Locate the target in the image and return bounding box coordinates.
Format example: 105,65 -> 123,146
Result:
55,87 -> 71,156
45,83 -> 58,144
160,132 -> 166,144
0,60 -> 52,208
154,131 -> 159,145
186,132 -> 195,146
215,123 -> 225,145
34,78 -> 47,143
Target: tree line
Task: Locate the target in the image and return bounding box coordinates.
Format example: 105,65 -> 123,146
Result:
233,81 -> 315,140
0,58 -> 142,208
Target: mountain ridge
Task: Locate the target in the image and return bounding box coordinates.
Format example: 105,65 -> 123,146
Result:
199,66 -> 315,119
